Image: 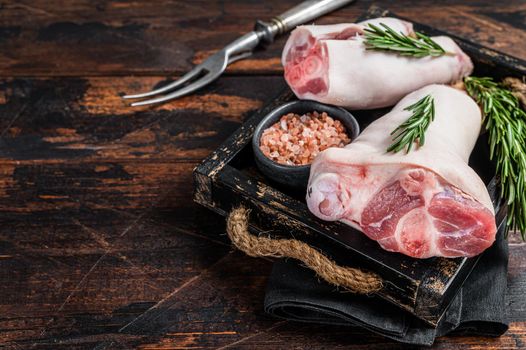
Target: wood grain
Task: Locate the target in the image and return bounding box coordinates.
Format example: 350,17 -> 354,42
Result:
0,1 -> 524,77
0,1 -> 524,349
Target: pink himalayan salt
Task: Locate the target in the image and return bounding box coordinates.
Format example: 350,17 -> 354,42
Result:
259,111 -> 351,166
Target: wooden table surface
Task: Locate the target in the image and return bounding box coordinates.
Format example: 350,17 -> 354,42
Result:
0,1 -> 525,349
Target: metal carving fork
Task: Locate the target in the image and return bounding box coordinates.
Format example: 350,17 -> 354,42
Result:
123,0 -> 354,106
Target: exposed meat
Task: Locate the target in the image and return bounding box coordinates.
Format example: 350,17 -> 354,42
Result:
282,17 -> 473,109
306,85 -> 497,258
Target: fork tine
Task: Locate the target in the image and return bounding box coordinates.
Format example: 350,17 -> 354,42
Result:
122,66 -> 204,100
129,72 -> 219,107
227,51 -> 252,65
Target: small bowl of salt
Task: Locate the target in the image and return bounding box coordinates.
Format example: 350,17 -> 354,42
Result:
252,100 -> 359,189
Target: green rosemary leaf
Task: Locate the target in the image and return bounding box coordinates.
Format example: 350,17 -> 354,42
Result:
387,94 -> 435,154
363,23 -> 448,58
464,76 -> 526,238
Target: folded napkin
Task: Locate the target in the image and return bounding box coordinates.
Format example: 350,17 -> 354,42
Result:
264,226 -> 509,346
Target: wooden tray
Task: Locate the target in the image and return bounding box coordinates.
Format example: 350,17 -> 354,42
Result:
193,6 -> 523,326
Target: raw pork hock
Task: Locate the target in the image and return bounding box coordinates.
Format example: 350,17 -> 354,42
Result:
283,17 -> 473,109
306,84 -> 496,258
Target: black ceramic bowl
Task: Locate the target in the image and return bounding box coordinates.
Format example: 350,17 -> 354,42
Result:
252,100 -> 360,189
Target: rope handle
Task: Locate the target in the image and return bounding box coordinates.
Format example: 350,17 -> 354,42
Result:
226,207 -> 383,294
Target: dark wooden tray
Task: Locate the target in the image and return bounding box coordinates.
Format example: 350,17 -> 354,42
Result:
193,6 -> 523,326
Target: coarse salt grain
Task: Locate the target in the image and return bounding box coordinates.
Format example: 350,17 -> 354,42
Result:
259,111 -> 351,166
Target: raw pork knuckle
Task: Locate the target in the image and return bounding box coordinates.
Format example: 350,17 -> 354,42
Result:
282,17 -> 473,109
306,85 -> 496,258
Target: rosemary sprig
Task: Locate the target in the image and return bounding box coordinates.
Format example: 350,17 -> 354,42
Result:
387,94 -> 435,154
364,23 -> 448,58
464,76 -> 526,239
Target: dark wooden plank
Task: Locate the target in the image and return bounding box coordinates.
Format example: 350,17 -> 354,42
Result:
0,1 -> 524,349
68,242 -> 521,350
0,76 -> 285,164
0,75 -> 281,348
0,0 -> 524,76
0,197 -> 230,348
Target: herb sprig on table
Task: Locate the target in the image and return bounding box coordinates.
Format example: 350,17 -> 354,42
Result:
363,23 -> 450,58
464,76 -> 526,238
387,94 -> 435,154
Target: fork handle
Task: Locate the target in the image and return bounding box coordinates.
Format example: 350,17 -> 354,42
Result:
255,0 -> 355,44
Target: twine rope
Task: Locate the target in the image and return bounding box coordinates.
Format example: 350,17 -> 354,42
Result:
226,207 -> 383,294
